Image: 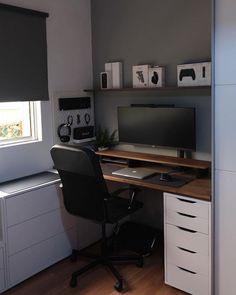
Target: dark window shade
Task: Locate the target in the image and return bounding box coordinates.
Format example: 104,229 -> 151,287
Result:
0,5 -> 49,101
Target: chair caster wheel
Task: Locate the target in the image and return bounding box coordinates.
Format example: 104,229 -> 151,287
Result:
70,277 -> 77,288
136,257 -> 144,268
70,250 -> 78,262
114,280 -> 124,292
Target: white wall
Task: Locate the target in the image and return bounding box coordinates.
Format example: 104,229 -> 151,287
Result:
0,0 -> 93,182
215,0 -> 236,294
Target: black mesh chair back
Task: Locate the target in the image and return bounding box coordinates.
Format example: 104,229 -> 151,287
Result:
50,145 -> 109,223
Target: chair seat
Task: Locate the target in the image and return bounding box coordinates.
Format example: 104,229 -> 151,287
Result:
106,196 -> 143,223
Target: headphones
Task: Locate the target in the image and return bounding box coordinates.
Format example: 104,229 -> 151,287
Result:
57,115 -> 73,143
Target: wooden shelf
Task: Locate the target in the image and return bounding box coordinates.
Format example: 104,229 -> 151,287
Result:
96,149 -> 211,170
84,86 -> 211,96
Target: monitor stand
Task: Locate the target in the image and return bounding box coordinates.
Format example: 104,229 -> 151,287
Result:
177,150 -> 192,159
177,150 -> 185,158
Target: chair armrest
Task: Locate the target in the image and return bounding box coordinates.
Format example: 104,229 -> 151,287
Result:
110,187 -> 140,197
111,187 -> 141,210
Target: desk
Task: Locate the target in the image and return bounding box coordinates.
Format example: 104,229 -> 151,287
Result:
98,149 -> 212,295
101,162 -> 211,201
97,149 -> 211,201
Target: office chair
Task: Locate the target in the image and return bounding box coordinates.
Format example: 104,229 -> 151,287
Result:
50,145 -> 143,292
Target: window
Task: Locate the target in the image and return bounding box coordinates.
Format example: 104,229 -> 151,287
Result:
0,101 -> 42,146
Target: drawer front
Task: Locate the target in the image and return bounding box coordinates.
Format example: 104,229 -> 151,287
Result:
9,228 -> 76,286
165,193 -> 209,219
0,248 -> 4,269
166,243 -> 209,276
8,208 -> 76,255
0,269 -> 5,291
166,263 -> 209,295
165,209 -> 209,234
166,224 -> 209,255
6,185 -> 63,227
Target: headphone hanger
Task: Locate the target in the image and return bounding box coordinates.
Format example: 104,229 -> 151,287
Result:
57,115 -> 73,143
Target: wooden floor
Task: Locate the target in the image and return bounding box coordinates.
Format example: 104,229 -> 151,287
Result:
4,246 -> 186,295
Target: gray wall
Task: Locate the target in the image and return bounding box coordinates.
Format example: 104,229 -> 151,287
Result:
91,0 -> 212,161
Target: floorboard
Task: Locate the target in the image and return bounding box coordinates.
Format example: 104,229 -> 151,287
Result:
4,245 -> 186,295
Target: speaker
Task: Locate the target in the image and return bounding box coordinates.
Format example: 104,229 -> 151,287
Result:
100,72 -> 111,89
73,126 -> 94,141
59,97 -> 91,110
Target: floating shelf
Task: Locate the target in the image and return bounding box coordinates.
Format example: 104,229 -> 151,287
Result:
84,86 -> 211,96
96,149 -> 211,170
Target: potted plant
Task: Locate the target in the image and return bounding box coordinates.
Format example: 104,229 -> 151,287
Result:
96,126 -> 117,150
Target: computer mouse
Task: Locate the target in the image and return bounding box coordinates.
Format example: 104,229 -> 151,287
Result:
159,173 -> 172,182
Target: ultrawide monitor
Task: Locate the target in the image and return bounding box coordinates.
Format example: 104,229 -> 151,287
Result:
117,106 -> 196,151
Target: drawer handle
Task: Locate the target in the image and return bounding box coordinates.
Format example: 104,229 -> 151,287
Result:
178,266 -> 197,275
177,212 -> 196,218
177,198 -> 196,204
177,246 -> 196,254
177,226 -> 197,233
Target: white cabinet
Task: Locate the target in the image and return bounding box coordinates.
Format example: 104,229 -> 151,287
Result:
9,228 -> 75,286
4,182 -> 77,289
164,193 -> 211,295
215,0 -> 236,85
0,197 -> 6,293
215,85 -> 236,171
0,248 -> 5,292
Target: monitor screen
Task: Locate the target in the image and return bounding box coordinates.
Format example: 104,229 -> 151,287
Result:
117,107 -> 196,151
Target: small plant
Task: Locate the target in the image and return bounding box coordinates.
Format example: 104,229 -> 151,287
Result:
96,126 -> 117,150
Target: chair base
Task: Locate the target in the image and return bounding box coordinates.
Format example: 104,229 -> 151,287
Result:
69,249 -> 143,292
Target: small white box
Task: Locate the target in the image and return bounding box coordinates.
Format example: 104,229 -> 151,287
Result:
133,65 -> 150,88
105,62 -> 112,74
112,62 -> 123,88
148,67 -> 165,88
105,62 -> 123,88
177,62 -> 211,87
100,71 -> 112,89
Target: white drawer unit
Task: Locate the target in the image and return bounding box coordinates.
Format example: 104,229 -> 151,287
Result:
0,247 -> 5,292
9,228 -> 76,287
8,207 -> 76,255
166,243 -> 209,276
6,185 -> 63,227
166,223 -> 209,255
165,193 -> 209,219
0,269 -> 5,292
1,179 -> 78,291
166,263 -> 209,295
0,248 -> 3,268
165,209 -> 209,234
0,248 -> 5,292
0,197 -> 6,292
164,193 -> 211,295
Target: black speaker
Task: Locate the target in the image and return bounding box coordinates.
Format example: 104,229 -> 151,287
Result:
73,126 -> 94,140
59,97 -> 91,111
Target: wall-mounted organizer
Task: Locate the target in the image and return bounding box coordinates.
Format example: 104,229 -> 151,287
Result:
55,96 -> 95,144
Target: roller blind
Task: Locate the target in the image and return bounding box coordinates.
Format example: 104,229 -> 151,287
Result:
0,3 -> 49,101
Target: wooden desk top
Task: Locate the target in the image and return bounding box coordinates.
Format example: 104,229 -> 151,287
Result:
101,163 -> 211,202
